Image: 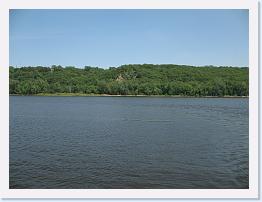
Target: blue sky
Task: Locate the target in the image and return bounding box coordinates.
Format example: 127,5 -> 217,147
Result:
9,9 -> 248,68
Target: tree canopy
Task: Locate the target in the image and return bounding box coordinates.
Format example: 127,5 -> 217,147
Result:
9,64 -> 249,96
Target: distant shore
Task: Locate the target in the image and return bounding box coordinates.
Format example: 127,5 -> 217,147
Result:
9,93 -> 249,98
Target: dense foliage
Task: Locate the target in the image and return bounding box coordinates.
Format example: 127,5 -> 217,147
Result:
9,64 -> 248,96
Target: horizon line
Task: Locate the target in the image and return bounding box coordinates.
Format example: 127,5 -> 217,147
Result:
9,63 -> 249,69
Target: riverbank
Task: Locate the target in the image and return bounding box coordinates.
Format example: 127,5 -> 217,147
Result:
9,93 -> 249,98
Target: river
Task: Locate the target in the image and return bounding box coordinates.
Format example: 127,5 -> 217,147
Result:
9,96 -> 249,188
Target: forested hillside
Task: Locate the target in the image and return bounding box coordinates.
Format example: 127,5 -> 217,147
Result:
9,64 -> 248,96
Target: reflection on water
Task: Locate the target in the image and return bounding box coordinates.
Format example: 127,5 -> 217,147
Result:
10,96 -> 248,189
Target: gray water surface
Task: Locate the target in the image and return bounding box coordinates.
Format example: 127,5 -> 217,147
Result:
10,96 -> 249,189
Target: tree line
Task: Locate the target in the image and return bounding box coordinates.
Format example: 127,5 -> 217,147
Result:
9,64 -> 249,96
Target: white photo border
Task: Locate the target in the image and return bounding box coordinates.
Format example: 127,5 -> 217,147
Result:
0,0 -> 259,199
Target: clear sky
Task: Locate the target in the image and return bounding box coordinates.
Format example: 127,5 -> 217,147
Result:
9,9 -> 248,68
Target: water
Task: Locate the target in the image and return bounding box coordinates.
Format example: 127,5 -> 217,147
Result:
9,96 -> 249,189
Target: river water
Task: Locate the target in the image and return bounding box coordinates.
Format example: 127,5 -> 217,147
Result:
10,96 -> 249,188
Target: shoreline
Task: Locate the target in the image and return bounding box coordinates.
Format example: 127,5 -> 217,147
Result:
9,93 -> 249,98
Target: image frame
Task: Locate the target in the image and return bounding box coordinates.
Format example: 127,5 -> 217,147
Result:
0,0 -> 259,199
